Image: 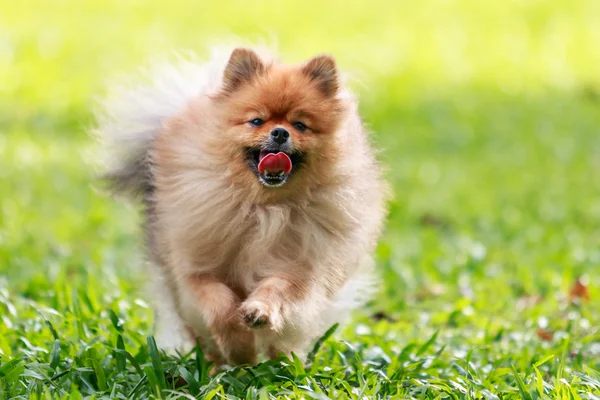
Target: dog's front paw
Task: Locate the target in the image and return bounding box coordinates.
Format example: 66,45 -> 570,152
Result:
240,299 -> 283,331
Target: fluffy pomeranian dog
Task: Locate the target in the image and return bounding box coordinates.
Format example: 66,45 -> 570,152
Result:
95,46 -> 387,367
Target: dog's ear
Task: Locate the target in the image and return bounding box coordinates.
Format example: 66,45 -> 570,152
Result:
222,48 -> 264,92
302,55 -> 338,97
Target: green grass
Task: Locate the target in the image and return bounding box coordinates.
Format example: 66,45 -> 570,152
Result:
1,0 -> 600,398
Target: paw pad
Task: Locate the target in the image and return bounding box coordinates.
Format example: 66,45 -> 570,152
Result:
240,300 -> 272,329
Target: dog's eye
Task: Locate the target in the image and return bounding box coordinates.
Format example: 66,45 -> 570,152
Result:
293,121 -> 308,133
249,118 -> 265,127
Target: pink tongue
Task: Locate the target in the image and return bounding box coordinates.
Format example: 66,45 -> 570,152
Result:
257,152 -> 292,174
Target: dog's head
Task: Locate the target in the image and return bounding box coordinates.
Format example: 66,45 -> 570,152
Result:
214,48 -> 346,192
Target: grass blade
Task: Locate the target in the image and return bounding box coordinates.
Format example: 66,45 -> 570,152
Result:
49,339 -> 61,375
178,366 -> 200,395
115,334 -> 126,372
416,330 -> 439,356
307,323 -> 338,365
511,364 -> 533,400
147,336 -> 166,390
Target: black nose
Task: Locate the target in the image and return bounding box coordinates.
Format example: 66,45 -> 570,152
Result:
270,128 -> 289,144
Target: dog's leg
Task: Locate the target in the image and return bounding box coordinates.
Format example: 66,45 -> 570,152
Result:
239,276 -> 308,333
183,275 -> 257,365
242,273 -> 345,362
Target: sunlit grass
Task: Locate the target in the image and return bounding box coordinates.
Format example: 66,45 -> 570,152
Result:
1,0 -> 599,398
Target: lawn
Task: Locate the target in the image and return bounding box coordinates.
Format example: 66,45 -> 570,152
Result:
1,1 -> 600,398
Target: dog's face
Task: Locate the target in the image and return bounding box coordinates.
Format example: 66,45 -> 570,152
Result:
215,49 -> 345,190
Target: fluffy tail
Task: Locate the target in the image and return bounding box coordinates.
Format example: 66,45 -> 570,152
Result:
92,49 -> 236,199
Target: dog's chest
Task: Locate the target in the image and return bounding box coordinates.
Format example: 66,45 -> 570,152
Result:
206,204 -> 312,286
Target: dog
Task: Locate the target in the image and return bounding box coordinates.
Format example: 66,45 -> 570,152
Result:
94,46 -> 387,367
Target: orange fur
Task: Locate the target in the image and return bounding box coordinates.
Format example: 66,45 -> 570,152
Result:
99,47 -> 387,367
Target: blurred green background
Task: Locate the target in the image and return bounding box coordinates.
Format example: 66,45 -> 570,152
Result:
1,0 -> 600,397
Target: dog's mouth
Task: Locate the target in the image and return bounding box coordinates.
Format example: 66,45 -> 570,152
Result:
247,148 -> 305,188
